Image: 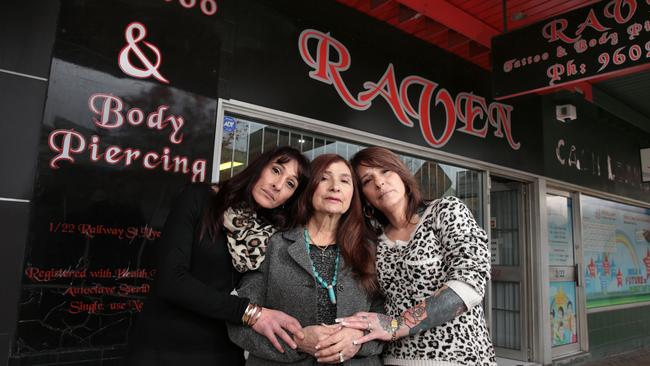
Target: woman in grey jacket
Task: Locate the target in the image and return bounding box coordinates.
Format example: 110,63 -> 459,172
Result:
228,154 -> 384,365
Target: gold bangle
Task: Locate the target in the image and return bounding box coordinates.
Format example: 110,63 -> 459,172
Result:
241,304 -> 251,325
246,305 -> 256,323
247,305 -> 262,326
242,303 -> 256,325
247,306 -> 259,326
249,307 -> 263,327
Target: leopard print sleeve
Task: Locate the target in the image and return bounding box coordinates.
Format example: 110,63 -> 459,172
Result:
432,196 -> 491,298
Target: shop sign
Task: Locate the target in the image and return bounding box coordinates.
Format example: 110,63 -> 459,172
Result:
492,0 -> 650,99
164,0 -> 219,16
300,29 -> 520,150
543,95 -> 650,203
48,93 -> 206,182
14,0 -> 219,356
227,0 -> 546,175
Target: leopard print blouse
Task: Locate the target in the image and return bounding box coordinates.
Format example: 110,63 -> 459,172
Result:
377,196 -> 496,366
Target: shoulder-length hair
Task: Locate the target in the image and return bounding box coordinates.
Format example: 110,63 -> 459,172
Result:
350,147 -> 423,230
201,146 -> 310,241
296,154 -> 379,296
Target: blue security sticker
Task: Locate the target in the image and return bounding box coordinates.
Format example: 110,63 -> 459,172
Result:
223,116 -> 237,132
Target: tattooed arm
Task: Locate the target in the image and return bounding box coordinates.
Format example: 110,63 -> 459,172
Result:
334,285 -> 467,344
400,285 -> 467,336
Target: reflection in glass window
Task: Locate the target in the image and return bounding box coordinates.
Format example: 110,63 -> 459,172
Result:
219,115 -> 484,226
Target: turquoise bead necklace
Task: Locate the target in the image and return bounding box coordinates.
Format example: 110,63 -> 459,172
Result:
304,228 -> 339,305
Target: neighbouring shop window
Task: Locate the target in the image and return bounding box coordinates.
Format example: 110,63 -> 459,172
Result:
219,114 -> 484,226
581,195 -> 650,309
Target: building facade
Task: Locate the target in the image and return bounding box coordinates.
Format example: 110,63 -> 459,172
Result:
1,1 -> 649,365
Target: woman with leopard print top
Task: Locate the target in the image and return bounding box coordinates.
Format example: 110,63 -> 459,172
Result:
326,147 -> 496,366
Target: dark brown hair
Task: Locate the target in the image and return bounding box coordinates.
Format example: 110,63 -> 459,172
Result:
350,147 -> 423,229
296,154 -> 379,296
201,146 -> 310,241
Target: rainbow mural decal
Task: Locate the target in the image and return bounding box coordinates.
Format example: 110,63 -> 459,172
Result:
582,196 -> 650,309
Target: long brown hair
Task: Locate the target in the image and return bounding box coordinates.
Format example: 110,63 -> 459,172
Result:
200,146 -> 310,241
297,154 -> 379,296
351,147 -> 423,230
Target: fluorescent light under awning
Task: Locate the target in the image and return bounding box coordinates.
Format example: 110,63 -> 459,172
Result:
219,161 -> 243,171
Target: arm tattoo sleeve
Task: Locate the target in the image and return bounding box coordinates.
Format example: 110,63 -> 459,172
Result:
407,287 -> 467,336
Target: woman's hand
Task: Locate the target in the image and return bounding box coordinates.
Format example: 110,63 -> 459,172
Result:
294,325 -> 339,356
314,327 -> 364,364
334,311 -> 408,345
251,307 -> 305,353
337,288 -> 468,346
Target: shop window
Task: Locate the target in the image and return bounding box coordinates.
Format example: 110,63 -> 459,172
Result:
218,114 -> 484,226
580,195 -> 650,309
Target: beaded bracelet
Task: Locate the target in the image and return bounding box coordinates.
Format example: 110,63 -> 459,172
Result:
390,317 -> 401,342
390,330 -> 399,342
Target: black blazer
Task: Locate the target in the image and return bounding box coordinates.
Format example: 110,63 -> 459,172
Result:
126,184 -> 249,365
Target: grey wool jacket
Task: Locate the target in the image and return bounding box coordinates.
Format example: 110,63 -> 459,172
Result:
227,226 -> 384,366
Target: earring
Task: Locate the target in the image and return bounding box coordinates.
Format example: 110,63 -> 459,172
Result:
363,204 -> 375,219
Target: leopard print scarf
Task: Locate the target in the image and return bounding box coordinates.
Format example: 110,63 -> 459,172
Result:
223,207 -> 277,272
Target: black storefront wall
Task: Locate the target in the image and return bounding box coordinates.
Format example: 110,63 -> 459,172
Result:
9,0 -> 545,363
0,2 -> 61,363
542,92 -> 650,203
11,0 -> 220,363
220,0 -> 650,201
222,0 -> 545,176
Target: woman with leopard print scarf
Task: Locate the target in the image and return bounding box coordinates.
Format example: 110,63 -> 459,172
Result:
228,154 -> 384,366
126,146 -> 310,366
330,147 -> 496,366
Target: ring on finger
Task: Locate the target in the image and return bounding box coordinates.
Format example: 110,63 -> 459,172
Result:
367,321 -> 372,331
339,351 -> 345,363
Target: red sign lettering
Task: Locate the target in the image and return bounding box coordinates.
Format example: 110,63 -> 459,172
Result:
298,29 -> 520,150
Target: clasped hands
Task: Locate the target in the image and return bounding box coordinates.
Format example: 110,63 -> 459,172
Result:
293,324 -> 363,364
250,308 -> 362,363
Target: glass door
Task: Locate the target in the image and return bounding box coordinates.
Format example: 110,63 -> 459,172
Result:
489,175 -> 530,361
547,190 -> 584,357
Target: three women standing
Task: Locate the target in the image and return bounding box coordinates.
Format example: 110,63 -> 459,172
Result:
128,143 -> 495,366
